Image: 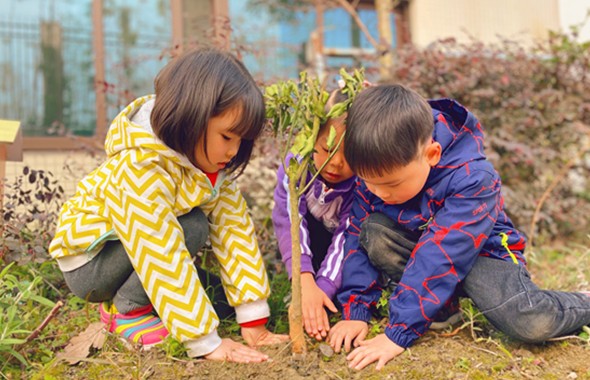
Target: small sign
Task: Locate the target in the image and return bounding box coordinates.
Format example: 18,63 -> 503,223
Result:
0,119 -> 23,161
0,120 -> 20,143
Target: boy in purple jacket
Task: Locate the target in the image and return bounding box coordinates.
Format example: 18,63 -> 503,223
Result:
272,90 -> 356,341
328,84 -> 590,370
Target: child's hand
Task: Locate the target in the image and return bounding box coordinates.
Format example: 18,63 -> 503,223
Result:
346,333 -> 404,370
241,324 -> 289,347
204,338 -> 269,363
327,320 -> 368,353
301,273 -> 338,341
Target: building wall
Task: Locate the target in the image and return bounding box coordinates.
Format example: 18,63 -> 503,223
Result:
559,0 -> 590,41
408,0 -> 561,47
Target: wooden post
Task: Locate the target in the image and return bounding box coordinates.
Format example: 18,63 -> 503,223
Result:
211,0 -> 230,50
92,0 -> 108,143
171,0 -> 184,54
0,120 -> 23,209
376,0 -> 394,81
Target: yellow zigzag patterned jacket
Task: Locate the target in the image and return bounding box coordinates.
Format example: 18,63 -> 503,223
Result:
49,96 -> 270,356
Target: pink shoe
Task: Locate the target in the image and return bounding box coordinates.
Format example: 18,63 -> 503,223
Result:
99,303 -> 169,348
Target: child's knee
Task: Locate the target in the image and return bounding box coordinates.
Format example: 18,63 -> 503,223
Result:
483,304 -> 556,343
359,213 -> 413,280
488,310 -> 556,343
179,208 -> 209,253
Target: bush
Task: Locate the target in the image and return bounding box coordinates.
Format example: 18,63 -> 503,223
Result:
391,31 -> 590,244
1,167 -> 65,265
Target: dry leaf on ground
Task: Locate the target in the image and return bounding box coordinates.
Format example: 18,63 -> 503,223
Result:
55,322 -> 106,365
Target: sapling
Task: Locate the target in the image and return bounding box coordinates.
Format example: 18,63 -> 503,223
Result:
265,68 -> 365,354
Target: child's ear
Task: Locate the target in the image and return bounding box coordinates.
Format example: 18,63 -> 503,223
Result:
425,141 -> 442,167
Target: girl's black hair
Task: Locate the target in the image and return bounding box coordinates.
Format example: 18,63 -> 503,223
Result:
150,47 -> 264,176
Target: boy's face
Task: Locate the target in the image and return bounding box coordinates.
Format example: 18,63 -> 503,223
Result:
360,141 -> 441,205
313,118 -> 354,186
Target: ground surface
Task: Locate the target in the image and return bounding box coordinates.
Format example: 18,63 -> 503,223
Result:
29,245 -> 590,379
38,327 -> 590,380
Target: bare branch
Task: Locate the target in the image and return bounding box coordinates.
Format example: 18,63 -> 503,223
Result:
331,0 -> 380,50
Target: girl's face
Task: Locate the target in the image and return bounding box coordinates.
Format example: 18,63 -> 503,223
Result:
193,106 -> 242,173
313,118 -> 354,186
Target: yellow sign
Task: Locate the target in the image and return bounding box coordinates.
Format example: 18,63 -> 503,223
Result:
0,119 -> 21,143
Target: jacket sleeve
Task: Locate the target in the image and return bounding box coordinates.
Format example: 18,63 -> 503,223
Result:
271,158 -> 315,278
315,191 -> 353,300
207,177 -> 271,323
385,168 -> 501,348
337,180 -> 382,322
104,149 -> 221,357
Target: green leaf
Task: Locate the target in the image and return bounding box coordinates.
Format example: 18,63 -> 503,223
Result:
0,338 -> 27,345
28,295 -> 56,308
326,126 -> 337,150
290,129 -> 315,157
0,347 -> 28,366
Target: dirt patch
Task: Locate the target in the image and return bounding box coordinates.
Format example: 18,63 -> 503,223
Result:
44,328 -> 590,380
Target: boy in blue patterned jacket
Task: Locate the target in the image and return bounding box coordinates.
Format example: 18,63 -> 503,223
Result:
328,84 -> 590,370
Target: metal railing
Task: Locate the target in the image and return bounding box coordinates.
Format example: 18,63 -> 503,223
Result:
0,19 -> 170,138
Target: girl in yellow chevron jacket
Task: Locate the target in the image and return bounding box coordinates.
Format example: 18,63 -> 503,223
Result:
49,48 -> 288,362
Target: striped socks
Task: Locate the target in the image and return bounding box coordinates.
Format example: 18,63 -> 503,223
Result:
99,302 -> 169,347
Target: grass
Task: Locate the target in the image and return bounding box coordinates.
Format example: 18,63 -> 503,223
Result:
0,243 -> 589,379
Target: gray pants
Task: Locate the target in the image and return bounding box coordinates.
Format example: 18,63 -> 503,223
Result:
360,212 -> 590,342
63,208 -> 235,319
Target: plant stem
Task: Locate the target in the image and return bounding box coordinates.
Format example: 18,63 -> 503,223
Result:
288,177 -> 306,354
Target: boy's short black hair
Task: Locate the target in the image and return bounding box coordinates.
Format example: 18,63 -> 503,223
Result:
150,47 -> 264,176
344,84 -> 433,177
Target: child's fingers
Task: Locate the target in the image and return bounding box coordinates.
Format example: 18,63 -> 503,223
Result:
303,310 -> 315,336
323,296 -> 338,313
206,339 -> 269,363
350,350 -> 378,371
257,332 -> 289,346
354,329 -> 368,346
230,346 -> 269,363
343,334 -> 354,353
328,330 -> 344,353
320,309 -> 331,334
308,306 -> 323,336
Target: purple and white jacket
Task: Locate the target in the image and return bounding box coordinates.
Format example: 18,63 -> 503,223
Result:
272,154 -> 356,300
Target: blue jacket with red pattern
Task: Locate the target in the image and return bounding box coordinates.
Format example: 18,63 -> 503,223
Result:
337,99 -> 527,349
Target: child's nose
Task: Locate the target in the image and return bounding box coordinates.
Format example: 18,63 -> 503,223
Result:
330,151 -> 345,167
368,184 -> 389,199
226,141 -> 240,158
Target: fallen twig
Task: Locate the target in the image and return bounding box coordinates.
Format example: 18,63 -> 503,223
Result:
438,326 -> 463,337
469,344 -> 499,356
547,335 -> 589,343
24,300 -> 64,343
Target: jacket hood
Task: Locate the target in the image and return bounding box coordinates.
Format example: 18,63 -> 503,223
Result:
426,99 -> 487,186
104,95 -> 197,171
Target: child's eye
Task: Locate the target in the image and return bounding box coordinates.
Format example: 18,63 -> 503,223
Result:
222,134 -> 231,141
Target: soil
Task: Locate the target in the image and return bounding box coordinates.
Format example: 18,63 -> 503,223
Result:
49,327 -> 590,380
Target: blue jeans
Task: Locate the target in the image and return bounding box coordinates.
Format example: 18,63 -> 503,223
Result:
63,208 -> 235,319
360,212 -> 590,343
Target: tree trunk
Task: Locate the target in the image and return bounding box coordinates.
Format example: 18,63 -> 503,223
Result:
375,0 -> 394,81
288,177 -> 306,354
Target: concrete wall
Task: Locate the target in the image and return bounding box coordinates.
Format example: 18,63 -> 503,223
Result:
408,0 -> 560,47
4,150 -> 104,200
559,0 -> 590,42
